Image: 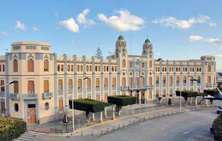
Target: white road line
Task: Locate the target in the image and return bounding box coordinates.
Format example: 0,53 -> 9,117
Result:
183,128 -> 194,135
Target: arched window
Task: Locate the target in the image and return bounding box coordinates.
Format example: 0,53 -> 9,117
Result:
208,65 -> 211,72
0,65 -> 1,72
104,66 -> 106,72
44,60 -> 49,71
107,66 -> 109,72
149,60 -> 152,68
169,77 -> 173,85
207,76 -> 211,83
3,64 -> 5,72
156,77 -> 159,84
90,66 -> 92,72
44,80 -> 49,93
149,77 -> 152,85
122,77 -> 126,86
28,59 -> 34,72
122,59 -> 126,67
87,65 -> 89,72
14,103 -> 19,112
61,65 -> 64,71
57,65 -> 60,71
71,65 -> 74,71
14,59 -> 18,72
67,65 -> 70,72
81,65 -> 83,72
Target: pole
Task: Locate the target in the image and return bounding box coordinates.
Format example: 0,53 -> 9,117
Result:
180,91 -> 181,110
72,93 -> 74,131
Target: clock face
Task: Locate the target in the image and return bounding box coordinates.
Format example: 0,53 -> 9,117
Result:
135,60 -> 140,66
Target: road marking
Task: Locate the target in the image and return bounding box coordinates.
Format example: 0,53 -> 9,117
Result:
183,128 -> 194,135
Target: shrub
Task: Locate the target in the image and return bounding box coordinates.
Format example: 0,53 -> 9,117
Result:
69,99 -> 105,113
168,98 -> 172,105
107,95 -> 136,107
204,89 -> 219,96
212,114 -> 222,141
0,116 -> 26,141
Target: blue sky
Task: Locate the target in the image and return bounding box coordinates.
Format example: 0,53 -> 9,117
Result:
0,0 -> 222,71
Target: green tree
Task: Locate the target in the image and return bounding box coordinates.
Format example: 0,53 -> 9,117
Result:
95,47 -> 102,59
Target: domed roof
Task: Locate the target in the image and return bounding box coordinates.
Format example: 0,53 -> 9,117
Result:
145,39 -> 151,43
118,35 -> 125,40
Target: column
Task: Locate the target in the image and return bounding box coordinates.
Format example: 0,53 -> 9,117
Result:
99,112 -> 103,123
139,91 -> 141,104
195,97 -> 197,107
92,113 -> 95,121
104,107 -> 108,118
112,106 -> 116,120
54,53 -> 58,115
64,54 -> 68,112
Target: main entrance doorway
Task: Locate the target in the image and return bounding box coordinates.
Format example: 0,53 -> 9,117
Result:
27,104 -> 36,124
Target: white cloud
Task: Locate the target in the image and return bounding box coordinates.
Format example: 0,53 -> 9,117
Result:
60,18 -> 79,33
0,31 -> 9,36
205,38 -> 222,45
215,55 -> 222,58
152,15 -> 216,29
15,21 -> 26,31
156,52 -> 161,56
189,35 -> 203,41
77,9 -> 96,28
32,26 -> 39,31
97,9 -> 145,32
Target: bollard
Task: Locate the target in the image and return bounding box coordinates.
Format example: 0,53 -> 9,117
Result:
81,131 -> 83,136
101,130 -> 103,135
113,126 -> 115,131
144,116 -> 146,121
118,124 -> 120,129
107,128 -> 109,133
91,131 -> 93,136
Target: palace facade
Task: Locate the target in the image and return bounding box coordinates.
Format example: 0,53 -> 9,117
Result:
0,35 -> 216,124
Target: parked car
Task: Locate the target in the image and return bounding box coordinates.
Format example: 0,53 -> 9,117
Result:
217,106 -> 222,114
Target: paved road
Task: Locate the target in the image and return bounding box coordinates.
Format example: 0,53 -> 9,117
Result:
31,107 -> 217,141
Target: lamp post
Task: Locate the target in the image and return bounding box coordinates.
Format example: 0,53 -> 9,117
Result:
72,77 -> 89,131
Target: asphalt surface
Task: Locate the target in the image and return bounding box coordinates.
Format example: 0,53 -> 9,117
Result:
21,107 -> 218,141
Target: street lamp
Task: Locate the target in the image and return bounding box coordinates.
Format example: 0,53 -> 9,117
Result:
72,77 -> 89,131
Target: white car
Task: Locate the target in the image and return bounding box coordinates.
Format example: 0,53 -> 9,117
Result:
217,106 -> 222,114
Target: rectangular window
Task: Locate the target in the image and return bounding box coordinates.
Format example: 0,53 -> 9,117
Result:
78,79 -> 82,89
68,79 -> 73,90
129,77 -> 133,86
0,80 -> 5,92
44,80 -> 49,93
14,82 -> 19,94
96,78 -> 100,87
104,78 -> 108,87
28,81 -> 35,94
26,46 -> 36,50
112,78 -> 116,86
142,63 -> 145,68
130,62 -> 133,68
59,100 -> 63,111
58,80 -> 63,91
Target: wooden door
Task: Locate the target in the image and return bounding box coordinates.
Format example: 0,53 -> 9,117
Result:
59,100 -> 63,111
96,95 -> 100,101
27,107 -> 36,124
1,102 -> 5,114
104,95 -> 108,103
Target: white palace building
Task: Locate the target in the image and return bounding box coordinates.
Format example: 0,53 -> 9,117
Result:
0,35 -> 216,124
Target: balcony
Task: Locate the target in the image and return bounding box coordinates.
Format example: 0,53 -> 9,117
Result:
0,92 -> 4,97
206,83 -> 213,87
87,88 -> 91,92
104,86 -> 108,91
58,91 -> 63,95
121,86 -> 128,91
9,93 -> 20,100
96,87 -> 100,91
68,90 -> 73,94
127,85 -> 153,90
23,94 -> 38,100
112,86 -> 116,90
42,92 -> 53,100
78,88 -> 82,93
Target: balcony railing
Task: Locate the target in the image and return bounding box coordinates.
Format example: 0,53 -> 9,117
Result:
104,86 -> 108,91
112,86 -> 116,90
96,87 -> 100,91
68,90 -> 73,94
87,88 -> 91,92
9,93 -> 20,100
23,94 -> 38,100
0,92 -> 4,97
42,92 -> 53,100
78,88 -> 82,93
58,91 -> 63,95
122,85 -> 153,91
206,83 -> 213,87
